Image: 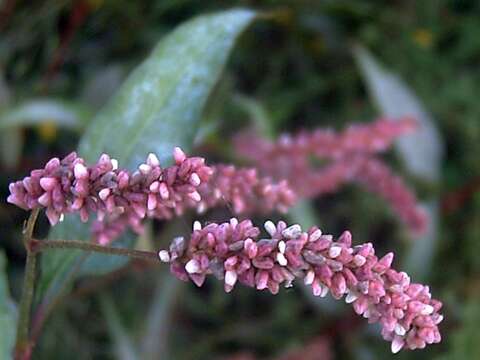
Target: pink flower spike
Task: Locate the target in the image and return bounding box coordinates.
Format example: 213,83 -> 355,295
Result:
7,148 -> 213,245
161,219 -> 443,353
233,117 -> 427,235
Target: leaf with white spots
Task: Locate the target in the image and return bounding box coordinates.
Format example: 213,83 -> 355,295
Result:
37,9 -> 257,306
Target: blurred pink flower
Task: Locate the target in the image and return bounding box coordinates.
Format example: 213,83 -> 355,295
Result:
222,336 -> 331,360
197,164 -> 296,215
234,117 -> 427,234
234,117 -> 417,161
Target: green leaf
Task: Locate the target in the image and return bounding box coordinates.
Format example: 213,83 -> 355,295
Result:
141,276 -> 182,360
81,65 -> 126,110
232,94 -> 275,138
0,128 -> 23,169
436,299 -> 480,360
0,99 -> 91,130
0,251 -> 18,359
353,45 -> 444,183
37,8 -> 256,307
141,219 -> 187,360
77,8 -> 256,168
100,295 -> 139,360
401,200 -> 439,281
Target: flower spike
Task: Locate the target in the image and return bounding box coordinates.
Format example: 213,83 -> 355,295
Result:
162,219 -> 443,353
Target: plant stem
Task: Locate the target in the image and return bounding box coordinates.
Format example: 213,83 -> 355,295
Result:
15,211 -> 160,358
32,239 -> 160,262
15,209 -> 40,360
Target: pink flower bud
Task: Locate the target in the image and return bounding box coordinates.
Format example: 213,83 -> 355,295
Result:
39,177 -> 57,191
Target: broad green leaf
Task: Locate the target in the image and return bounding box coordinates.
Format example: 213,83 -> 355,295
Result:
38,8 -> 257,307
78,8 -> 256,168
0,251 -> 18,359
353,45 -> 444,183
0,99 -> 90,130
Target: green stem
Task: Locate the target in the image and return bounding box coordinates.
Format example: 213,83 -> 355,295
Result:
32,239 -> 160,262
15,209 -> 40,359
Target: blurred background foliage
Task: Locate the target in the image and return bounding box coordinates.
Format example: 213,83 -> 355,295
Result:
0,0 -> 479,359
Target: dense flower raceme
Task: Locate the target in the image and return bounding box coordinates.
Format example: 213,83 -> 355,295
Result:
7,148 -> 295,244
91,164 -> 296,245
234,117 -> 427,234
160,219 -> 442,353
277,155 -> 428,233
234,117 -> 417,162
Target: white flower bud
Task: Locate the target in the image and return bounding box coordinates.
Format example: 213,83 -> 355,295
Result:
328,246 -> 342,258
304,269 -> 315,285
264,220 -> 277,237
225,270 -> 238,287
281,224 -> 302,239
74,163 -> 88,179
391,336 -> 404,354
147,153 -> 160,167
276,252 -> 288,266
185,259 -> 200,274
139,163 -> 151,174
309,229 -> 322,242
193,221 -> 202,231
99,188 -> 110,201
158,250 -> 170,262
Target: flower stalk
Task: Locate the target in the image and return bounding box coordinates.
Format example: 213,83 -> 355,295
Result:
15,208 -> 40,360
30,239 -> 159,262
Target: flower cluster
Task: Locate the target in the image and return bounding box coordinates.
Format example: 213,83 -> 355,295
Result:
8,149 -> 296,244
234,117 -> 427,234
8,148 -> 212,243
234,117 -> 417,161
160,219 -> 442,353
197,165 -> 296,215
